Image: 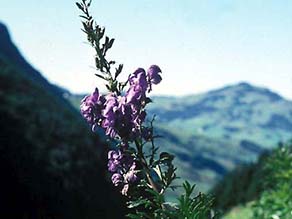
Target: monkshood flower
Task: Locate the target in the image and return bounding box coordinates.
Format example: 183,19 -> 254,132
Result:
102,94 -> 119,138
126,69 -> 147,104
80,65 -> 162,196
129,68 -> 148,93
124,162 -> 138,183
108,150 -> 138,194
111,173 -> 123,186
108,150 -> 122,172
147,65 -> 162,91
121,184 -> 129,196
81,66 -> 162,141
77,4 -> 216,217
80,88 -> 105,131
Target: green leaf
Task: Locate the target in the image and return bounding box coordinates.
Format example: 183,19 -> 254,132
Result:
159,152 -> 174,163
127,199 -> 150,208
76,2 -> 83,10
87,0 -> 92,7
95,74 -> 106,80
108,38 -> 115,49
145,97 -> 152,104
114,64 -> 123,79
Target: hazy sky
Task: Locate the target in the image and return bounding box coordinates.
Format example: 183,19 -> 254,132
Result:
1,0 -> 292,99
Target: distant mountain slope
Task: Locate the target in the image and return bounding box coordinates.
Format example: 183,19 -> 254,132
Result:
149,82 -> 292,146
68,82 -> 292,193
147,82 -> 292,191
0,22 -> 126,218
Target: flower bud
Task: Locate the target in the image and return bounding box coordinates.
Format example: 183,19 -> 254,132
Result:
147,65 -> 162,85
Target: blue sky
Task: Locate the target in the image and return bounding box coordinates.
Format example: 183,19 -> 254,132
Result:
1,0 -> 292,99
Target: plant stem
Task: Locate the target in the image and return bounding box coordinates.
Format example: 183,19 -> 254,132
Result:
134,139 -> 160,193
134,139 -> 166,210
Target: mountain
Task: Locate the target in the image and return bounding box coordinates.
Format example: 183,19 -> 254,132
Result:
149,82 -> 291,145
68,82 -> 292,194
147,82 -> 292,192
68,82 -> 292,193
0,22 -> 126,218
0,23 -> 65,97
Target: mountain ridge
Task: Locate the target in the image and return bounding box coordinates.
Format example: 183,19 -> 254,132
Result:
0,22 -> 66,98
145,80 -> 292,192
0,22 -> 126,218
67,73 -> 292,193
2,21 -> 291,195
67,77 -> 292,194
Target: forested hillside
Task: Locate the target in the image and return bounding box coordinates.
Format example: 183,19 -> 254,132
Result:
0,22 -> 126,218
211,140 -> 292,219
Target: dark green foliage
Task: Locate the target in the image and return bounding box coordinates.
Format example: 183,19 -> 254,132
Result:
252,141 -> 292,219
211,140 -> 292,218
175,182 -> 217,219
211,156 -> 266,212
127,181 -> 217,219
76,0 -> 126,94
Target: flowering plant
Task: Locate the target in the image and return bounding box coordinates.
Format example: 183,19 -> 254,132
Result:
77,1 -> 217,218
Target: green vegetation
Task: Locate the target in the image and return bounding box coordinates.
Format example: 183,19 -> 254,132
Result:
224,204 -> 254,219
212,140 -> 292,219
211,156 -> 265,212
2,9 -> 292,217
252,142 -> 292,219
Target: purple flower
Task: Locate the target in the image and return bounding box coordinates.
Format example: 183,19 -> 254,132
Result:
111,173 -> 123,186
81,65 -> 162,139
126,68 -> 148,104
116,104 -> 133,139
107,149 -> 139,195
133,111 -> 146,127
124,162 -> 138,183
125,85 -> 140,104
80,64 -> 163,196
102,94 -> 119,138
147,65 -> 162,92
80,88 -> 105,130
108,150 -> 122,160
108,150 -> 122,172
103,94 -> 118,116
129,68 -> 148,91
147,65 -> 162,85
121,184 -> 129,196
108,160 -> 118,172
